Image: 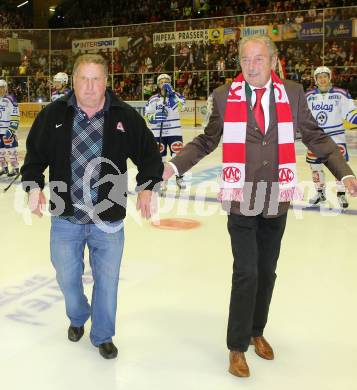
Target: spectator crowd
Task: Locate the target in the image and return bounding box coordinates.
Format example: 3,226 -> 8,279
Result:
48,0 -> 353,28
0,1 -> 356,101
0,3 -> 32,29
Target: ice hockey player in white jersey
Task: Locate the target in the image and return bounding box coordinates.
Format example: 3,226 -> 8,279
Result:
145,73 -> 186,191
51,72 -> 70,102
0,79 -> 20,177
305,66 -> 357,208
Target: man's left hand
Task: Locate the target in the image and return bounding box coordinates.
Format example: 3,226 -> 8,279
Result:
342,177 -> 357,196
136,190 -> 157,219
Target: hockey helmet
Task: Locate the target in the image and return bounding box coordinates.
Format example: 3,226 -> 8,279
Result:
0,79 -> 7,88
157,73 -> 171,86
53,72 -> 69,85
313,66 -> 331,82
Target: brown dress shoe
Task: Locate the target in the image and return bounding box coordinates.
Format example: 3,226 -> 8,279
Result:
228,351 -> 250,377
250,336 -> 274,360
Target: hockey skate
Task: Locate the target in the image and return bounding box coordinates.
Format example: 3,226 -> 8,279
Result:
0,166 -> 9,177
309,190 -> 326,205
7,167 -> 19,178
337,192 -> 348,208
176,175 -> 186,190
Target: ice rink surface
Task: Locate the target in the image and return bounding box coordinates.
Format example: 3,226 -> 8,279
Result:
0,126 -> 356,390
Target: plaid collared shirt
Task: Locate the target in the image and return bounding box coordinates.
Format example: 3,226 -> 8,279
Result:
63,93 -> 110,224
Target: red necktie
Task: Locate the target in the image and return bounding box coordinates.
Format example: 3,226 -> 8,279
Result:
253,88 -> 266,134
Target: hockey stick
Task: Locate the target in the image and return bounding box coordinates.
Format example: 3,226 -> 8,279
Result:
158,88 -> 168,196
3,172 -> 20,193
158,88 -> 167,153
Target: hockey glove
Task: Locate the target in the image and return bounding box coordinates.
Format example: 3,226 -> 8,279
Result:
162,83 -> 175,97
3,129 -> 16,146
5,128 -> 15,140
347,108 -> 357,126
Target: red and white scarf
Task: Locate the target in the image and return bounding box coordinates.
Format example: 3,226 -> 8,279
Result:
219,71 -> 302,202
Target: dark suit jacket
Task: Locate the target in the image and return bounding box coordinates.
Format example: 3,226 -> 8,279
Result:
171,80 -> 354,217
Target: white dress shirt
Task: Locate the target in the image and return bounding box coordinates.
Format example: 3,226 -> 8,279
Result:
248,78 -> 272,133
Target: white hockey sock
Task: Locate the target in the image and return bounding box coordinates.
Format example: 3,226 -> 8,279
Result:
8,148 -> 19,169
336,180 -> 345,193
0,149 -> 7,168
310,164 -> 325,192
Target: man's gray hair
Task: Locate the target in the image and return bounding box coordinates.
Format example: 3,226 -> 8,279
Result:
72,54 -> 108,78
239,35 -> 278,59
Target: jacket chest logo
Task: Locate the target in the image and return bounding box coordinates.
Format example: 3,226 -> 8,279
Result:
116,121 -> 125,132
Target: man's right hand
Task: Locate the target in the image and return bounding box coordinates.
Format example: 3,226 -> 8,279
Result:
163,162 -> 175,181
28,188 -> 46,217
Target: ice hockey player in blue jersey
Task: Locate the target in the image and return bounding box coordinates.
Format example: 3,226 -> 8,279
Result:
305,66 -> 357,208
0,79 -> 20,177
145,73 -> 186,191
51,72 -> 70,102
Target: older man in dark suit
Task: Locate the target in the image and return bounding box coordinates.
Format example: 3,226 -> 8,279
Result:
163,35 -> 357,377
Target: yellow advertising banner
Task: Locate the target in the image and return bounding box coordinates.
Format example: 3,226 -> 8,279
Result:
208,28 -> 224,44
268,24 -> 283,41
282,24 -> 298,40
222,27 -> 237,42
353,18 -> 357,38
19,103 -> 47,128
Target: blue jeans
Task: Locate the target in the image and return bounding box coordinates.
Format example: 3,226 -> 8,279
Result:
50,216 -> 124,346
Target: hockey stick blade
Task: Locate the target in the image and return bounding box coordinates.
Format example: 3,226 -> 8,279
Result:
3,172 -> 20,193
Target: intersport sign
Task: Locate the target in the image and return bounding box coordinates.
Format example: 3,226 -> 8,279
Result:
72,38 -> 120,53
